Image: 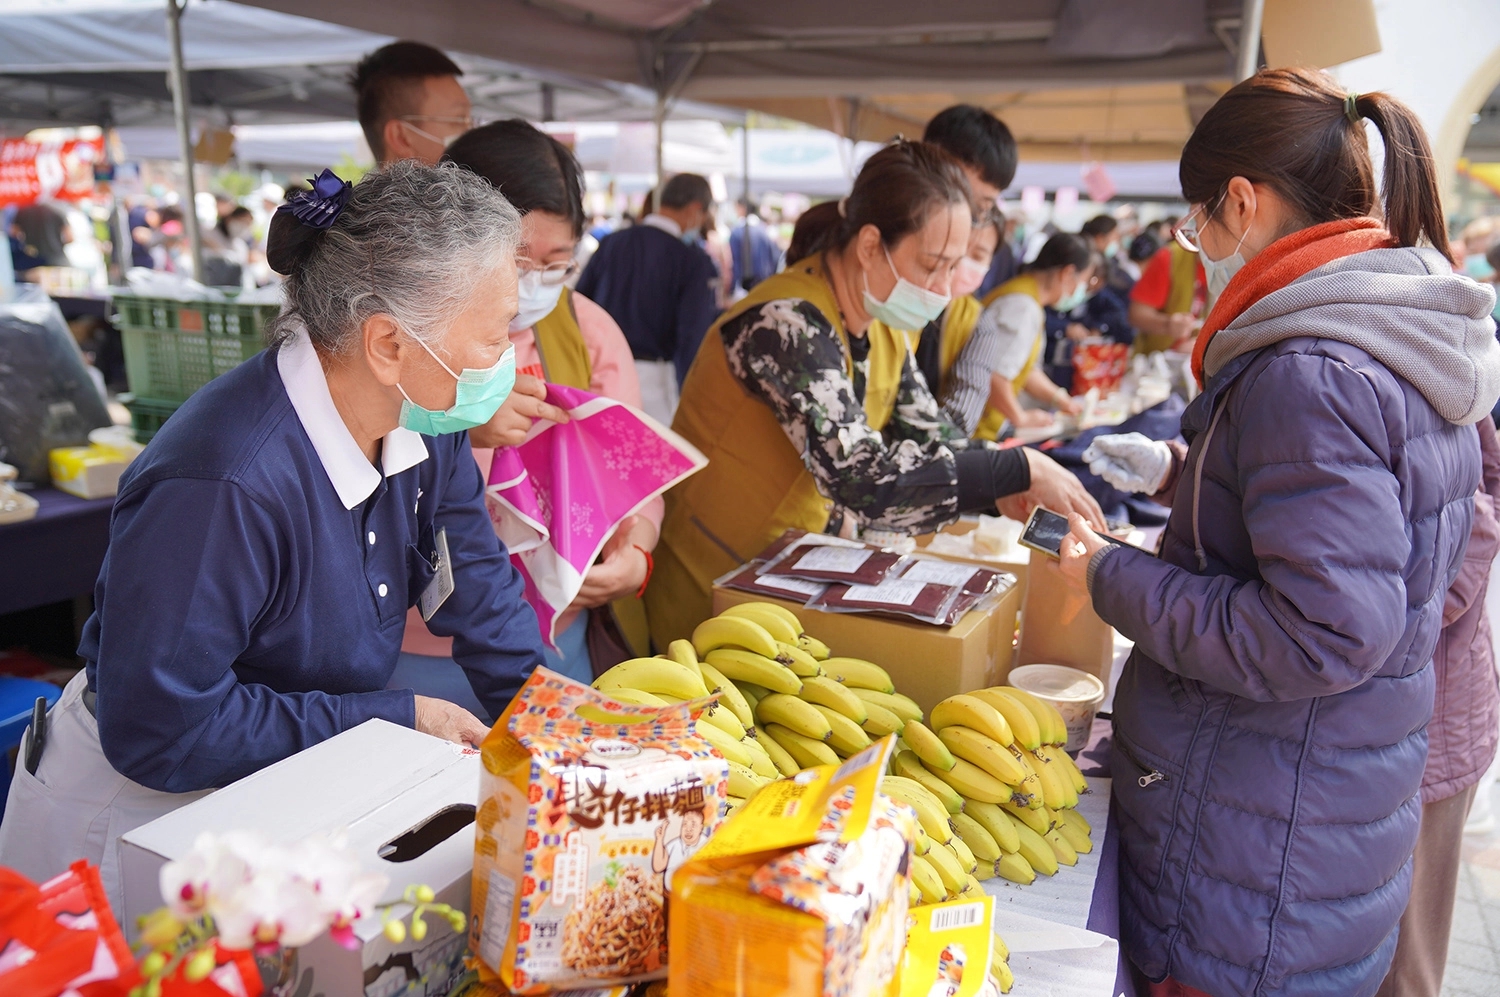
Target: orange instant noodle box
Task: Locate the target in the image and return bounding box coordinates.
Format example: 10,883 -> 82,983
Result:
668,738 -> 913,997
469,667 -> 728,994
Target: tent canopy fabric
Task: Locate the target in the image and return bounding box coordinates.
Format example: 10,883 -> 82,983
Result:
0,0 -> 738,132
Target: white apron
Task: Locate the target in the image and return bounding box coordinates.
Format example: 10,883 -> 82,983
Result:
0,671 -> 212,912
633,358 -> 680,426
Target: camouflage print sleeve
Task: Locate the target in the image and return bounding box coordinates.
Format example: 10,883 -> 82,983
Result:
884,344 -> 976,450
719,298 -> 967,533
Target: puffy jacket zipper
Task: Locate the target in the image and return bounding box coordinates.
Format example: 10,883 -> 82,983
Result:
1116,737 -> 1169,788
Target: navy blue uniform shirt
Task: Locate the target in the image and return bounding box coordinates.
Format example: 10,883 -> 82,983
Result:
575,217 -> 720,385
80,327 -> 543,793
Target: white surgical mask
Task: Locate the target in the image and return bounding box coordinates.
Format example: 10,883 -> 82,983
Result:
863,247 -> 951,330
509,267 -> 567,332
951,257 -> 989,299
1201,210 -> 1254,301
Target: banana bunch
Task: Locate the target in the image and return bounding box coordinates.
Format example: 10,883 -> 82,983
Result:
895,686 -> 1094,886
986,931 -> 1015,995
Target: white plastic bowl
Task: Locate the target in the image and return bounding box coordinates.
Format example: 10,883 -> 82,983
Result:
1007,664 -> 1106,753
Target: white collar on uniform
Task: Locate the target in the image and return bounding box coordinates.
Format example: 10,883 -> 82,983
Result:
641,213 -> 682,238
276,322 -> 428,510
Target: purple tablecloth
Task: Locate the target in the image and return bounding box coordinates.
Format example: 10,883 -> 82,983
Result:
1080,715 -> 1137,997
0,487 -> 112,615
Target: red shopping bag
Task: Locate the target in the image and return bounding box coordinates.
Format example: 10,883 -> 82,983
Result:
0,860 -> 138,996
1072,342 -> 1129,395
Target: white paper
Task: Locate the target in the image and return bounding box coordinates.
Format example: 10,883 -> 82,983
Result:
753,573 -> 827,598
901,558 -> 980,587
993,908 -> 1120,997
982,777 -> 1111,931
840,578 -> 926,606
793,545 -> 873,573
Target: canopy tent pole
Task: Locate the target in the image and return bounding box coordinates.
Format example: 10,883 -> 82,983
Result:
740,116 -> 751,290
1235,0 -> 1266,82
165,0 -> 204,281
654,87 -> 666,211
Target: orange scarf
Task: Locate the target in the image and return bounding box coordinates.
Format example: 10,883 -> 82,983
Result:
1191,216 -> 1398,385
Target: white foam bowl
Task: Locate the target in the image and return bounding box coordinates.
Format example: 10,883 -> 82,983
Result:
1007,664 -> 1106,754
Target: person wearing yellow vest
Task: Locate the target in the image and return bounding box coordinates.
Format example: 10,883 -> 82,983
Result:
941,233 -> 1095,440
392,121 -> 661,699
646,141 -> 1105,648
1128,241 -> 1208,353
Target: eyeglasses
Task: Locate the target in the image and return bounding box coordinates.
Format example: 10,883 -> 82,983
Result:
518,257 -> 579,286
1173,191 -> 1227,254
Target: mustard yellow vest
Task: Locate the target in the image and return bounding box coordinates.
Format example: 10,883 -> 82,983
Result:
938,275 -> 1045,441
1136,244 -> 1201,354
644,256 -> 907,650
871,293 -> 984,396
530,288 -> 652,657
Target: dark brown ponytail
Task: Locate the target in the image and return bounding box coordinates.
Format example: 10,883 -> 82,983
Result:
788,140 -> 971,263
1179,67 -> 1452,263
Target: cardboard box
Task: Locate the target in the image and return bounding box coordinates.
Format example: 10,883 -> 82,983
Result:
914,516 -> 1030,596
119,719 -> 479,997
713,575 -> 1021,716
1012,549 -> 1116,690
48,444 -> 131,498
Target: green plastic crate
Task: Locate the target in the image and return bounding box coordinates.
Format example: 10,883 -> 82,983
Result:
124,396 -> 181,443
114,294 -> 279,402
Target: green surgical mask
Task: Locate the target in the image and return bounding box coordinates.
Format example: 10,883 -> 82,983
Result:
397,336 -> 516,436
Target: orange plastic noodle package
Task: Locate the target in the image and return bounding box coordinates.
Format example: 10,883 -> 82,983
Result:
668,736 -> 913,997
470,666 -> 730,994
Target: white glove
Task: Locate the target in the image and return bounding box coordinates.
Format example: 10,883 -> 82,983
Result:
1080,432 -> 1172,494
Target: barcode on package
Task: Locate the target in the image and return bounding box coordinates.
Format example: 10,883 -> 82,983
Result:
479,869 -> 517,968
929,901 -> 985,932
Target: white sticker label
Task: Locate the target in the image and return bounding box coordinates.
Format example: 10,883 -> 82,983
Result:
901,559 -> 979,587
754,573 -> 827,597
479,869 -> 517,969
928,901 -> 985,932
841,579 -> 926,606
794,545 -> 873,573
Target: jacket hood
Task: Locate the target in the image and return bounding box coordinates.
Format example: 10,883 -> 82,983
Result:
1202,246 -> 1500,424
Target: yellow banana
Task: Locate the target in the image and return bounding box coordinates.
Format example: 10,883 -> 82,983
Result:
972,688 -> 1042,752
774,641 -> 823,678
752,724 -> 801,777
909,880 -> 922,907
993,851 -> 1036,886
1010,746 -> 1046,810
739,734 -> 779,780
902,720 -> 957,772
1059,806 -> 1092,837
822,657 -> 895,693
913,823 -> 932,856
994,957 -> 1015,993
808,704 -> 872,756
721,601 -> 804,638
1053,813 -> 1092,855
937,725 -> 1029,786
704,648 -> 802,695
764,723 -> 839,768
960,875 -> 985,900
594,658 -> 707,700
999,685 -> 1067,746
755,693 -> 833,741
909,854 -> 946,904
1045,828 -> 1079,867
950,812 -> 1002,862
881,778 -> 955,844
930,695 -> 1013,748
993,930 -> 1009,963
923,838 -> 967,895
728,761 -> 769,799
697,701 -> 747,739
592,686 -> 668,709
962,800 -> 1020,854
718,605 -> 798,644
1008,815 -> 1059,876
797,633 -> 831,660
930,756 -> 1012,805
859,700 -> 905,737
852,688 -> 923,724
999,798 -> 1049,835
696,659 -> 754,728
1045,743 -> 1090,796
973,858 -> 997,882
695,716 -> 753,766
945,835 -> 978,875
890,752 -> 965,813
693,615 -> 780,659
735,681 -> 768,710
666,638 -> 701,677
798,676 -> 868,723
724,795 -> 746,815
575,704 -> 645,725
1031,746 -> 1077,810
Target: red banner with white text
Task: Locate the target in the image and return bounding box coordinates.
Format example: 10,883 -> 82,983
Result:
0,136 -> 105,207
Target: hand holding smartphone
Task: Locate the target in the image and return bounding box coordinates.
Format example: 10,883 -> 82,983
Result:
1019,507 -> 1148,559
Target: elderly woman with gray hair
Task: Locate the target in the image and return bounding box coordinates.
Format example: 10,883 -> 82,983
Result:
0,162 -> 544,907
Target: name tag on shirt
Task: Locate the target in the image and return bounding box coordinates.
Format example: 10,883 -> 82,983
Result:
419,528 -> 455,621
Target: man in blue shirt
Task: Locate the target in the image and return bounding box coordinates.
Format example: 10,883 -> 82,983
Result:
575,173 -> 720,424
729,200 -> 782,292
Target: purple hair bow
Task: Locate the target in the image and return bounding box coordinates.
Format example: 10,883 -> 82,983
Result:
283,168 -> 351,230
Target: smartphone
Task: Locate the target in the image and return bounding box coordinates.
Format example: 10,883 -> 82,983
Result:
1019,507 -> 1142,559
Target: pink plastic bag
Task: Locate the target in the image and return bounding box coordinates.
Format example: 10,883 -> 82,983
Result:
485,384 -> 706,647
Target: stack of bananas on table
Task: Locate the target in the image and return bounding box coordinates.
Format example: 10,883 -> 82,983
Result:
587,601 -> 1094,899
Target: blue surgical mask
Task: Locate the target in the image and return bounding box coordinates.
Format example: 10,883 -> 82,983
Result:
1055,283 -> 1089,314
398,336 -> 516,436
1201,211 -> 1254,300
1464,253 -> 1496,282
863,246 -> 951,330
